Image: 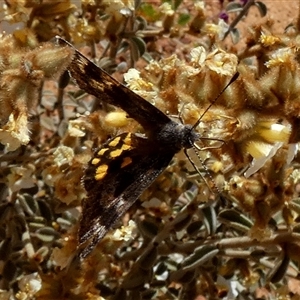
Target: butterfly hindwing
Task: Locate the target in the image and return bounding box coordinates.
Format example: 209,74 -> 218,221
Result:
79,132 -> 175,258
57,38 -> 171,133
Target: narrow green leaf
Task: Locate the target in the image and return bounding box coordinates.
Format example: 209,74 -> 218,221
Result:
138,219 -> 159,238
174,213 -> 192,232
3,260 -> 17,281
0,238 -> 12,260
202,206 -> 217,235
155,262 -> 167,275
218,209 -> 253,232
140,247 -> 158,270
141,289 -> 157,299
226,2 -> 243,13
130,36 -> 146,58
139,3 -> 160,21
289,198 -> 300,214
269,254 -> 290,283
178,13 -> 190,26
187,221 -> 203,236
255,1 -> 267,17
59,70 -> 70,89
181,245 -> 219,271
18,194 -> 37,216
230,28 -> 240,44
121,267 -> 151,289
174,0 -> 183,10
35,226 -> 60,242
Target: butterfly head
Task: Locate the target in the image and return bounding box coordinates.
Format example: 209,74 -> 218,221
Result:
154,121 -> 200,151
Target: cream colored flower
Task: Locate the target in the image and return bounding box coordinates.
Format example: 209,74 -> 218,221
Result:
191,46 -> 238,75
291,169 -> 300,185
257,121 -> 291,143
159,54 -> 178,72
244,142 -> 283,177
195,0 -> 205,11
82,0 -> 96,6
190,46 -> 207,66
0,112 -> 30,151
204,19 -> 229,40
53,146 -> 74,167
7,164 -> 36,193
68,119 -> 86,137
103,0 -> 134,20
265,47 -> 293,68
205,48 -> 238,76
51,233 -> 77,269
124,68 -> 155,101
159,2 -> 174,16
145,60 -> 162,74
123,68 -> 142,89
259,31 -> 281,46
0,289 -> 14,300
104,111 -> 129,127
16,273 -> 42,300
55,174 -> 83,204
112,220 -> 136,241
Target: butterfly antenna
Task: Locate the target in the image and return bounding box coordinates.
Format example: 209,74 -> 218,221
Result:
192,72 -> 239,131
185,72 -> 239,194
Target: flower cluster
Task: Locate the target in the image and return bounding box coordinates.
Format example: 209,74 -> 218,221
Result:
1,1 -> 300,299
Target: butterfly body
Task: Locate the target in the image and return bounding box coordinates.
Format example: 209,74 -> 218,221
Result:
58,37 -> 203,258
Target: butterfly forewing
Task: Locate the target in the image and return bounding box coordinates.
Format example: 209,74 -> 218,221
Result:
58,38 -> 171,133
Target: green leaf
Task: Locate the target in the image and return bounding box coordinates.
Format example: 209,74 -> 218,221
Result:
18,194 -> 38,216
186,220 -> 203,236
173,0 -> 183,10
136,15 -> 148,31
202,206 -> 217,235
28,222 -> 45,230
3,260 -> 17,281
0,238 -> 12,260
131,36 -> 146,58
181,245 -> 219,271
293,223 -> 300,235
59,70 -> 70,89
289,198 -> 300,214
155,262 -> 168,275
141,289 -> 157,299
139,3 -> 160,21
174,213 -> 192,231
142,52 -> 154,63
139,247 -> 158,270
218,209 -> 253,232
121,267 -> 151,289
35,246 -> 50,259
255,1 -> 267,17
35,226 -> 60,242
269,254 -> 290,283
226,2 -> 243,13
178,13 -> 190,26
38,199 -> 53,221
138,219 -> 159,238
230,27 -> 240,44
171,269 -> 196,283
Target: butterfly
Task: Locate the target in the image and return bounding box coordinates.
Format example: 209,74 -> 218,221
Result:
57,37 -> 238,258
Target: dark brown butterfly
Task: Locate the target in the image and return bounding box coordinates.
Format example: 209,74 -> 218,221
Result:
57,37 -> 238,258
